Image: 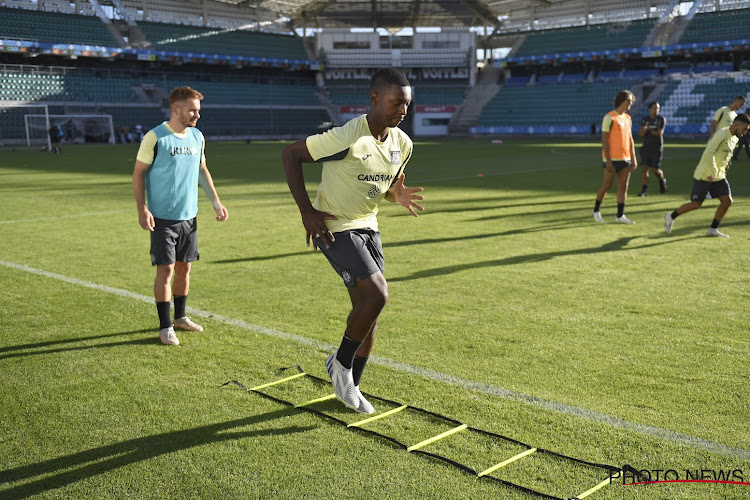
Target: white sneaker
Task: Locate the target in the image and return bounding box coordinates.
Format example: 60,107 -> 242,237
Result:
664,212 -> 674,234
354,386 -> 375,414
174,316 -> 203,332
593,211 -> 604,223
160,326 -> 179,345
706,227 -> 729,238
615,215 -> 635,224
325,352 -> 360,410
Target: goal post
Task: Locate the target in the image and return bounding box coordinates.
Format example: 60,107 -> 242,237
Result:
0,103 -> 51,150
25,114 -> 115,146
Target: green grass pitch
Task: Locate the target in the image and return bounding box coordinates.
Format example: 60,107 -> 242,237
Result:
1,138 -> 749,499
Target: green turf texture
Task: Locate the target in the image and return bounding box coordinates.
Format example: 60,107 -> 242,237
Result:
1,139 -> 749,499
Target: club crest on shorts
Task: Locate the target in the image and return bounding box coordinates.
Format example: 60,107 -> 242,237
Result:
367,185 -> 381,199
390,150 -> 401,165
341,270 -> 352,284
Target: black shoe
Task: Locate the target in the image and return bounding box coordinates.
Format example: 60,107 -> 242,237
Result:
659,179 -> 667,194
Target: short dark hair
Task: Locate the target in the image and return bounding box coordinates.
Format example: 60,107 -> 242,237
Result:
648,101 -> 659,109
370,68 -> 410,94
169,86 -> 204,106
734,113 -> 750,125
614,90 -> 635,108
734,95 -> 747,103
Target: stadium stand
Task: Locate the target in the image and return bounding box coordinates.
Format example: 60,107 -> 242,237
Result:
137,21 -> 308,60
0,64 -> 326,140
514,19 -> 656,57
678,7 -> 750,44
658,73 -> 750,133
477,80 -> 638,134
0,6 -> 117,46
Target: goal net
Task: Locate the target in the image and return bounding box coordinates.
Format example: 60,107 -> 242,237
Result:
25,114 -> 115,147
0,103 -> 51,150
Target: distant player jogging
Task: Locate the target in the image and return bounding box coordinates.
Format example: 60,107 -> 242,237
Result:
637,101 -> 667,197
710,95 -> 746,137
282,68 -> 424,414
665,114 -> 750,238
132,86 -> 228,345
593,90 -> 638,224
48,119 -> 63,154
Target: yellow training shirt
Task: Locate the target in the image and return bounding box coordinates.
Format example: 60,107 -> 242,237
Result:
693,127 -> 738,181
712,106 -> 737,131
306,114 -> 413,233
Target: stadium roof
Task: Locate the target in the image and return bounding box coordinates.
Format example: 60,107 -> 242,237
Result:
128,0 -> 749,36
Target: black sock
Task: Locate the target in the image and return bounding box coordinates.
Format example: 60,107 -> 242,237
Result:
336,335 -> 361,369
617,203 -> 625,218
352,356 -> 368,386
641,185 -> 648,192
594,200 -> 602,212
671,210 -> 680,220
711,219 -> 721,229
156,301 -> 172,329
174,295 -> 187,319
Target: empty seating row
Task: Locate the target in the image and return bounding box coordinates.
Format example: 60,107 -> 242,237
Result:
659,74 -> 750,129
479,81 -> 637,128
679,7 -> 750,44
515,19 -> 656,57
138,21 -> 308,60
0,6 -> 117,46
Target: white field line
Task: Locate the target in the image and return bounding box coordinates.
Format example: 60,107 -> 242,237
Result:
0,209 -> 130,224
2,258 -> 749,462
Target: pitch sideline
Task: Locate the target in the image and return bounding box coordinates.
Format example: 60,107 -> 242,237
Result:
1,257 -> 748,462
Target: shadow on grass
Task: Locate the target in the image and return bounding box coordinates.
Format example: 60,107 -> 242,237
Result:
389,234 -> 702,283
212,221 -> 583,265
0,407 -> 313,499
0,329 -> 161,360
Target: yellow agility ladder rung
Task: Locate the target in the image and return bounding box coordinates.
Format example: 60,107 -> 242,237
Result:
348,405 -> 408,428
575,477 -> 612,499
295,393 -> 337,408
407,424 -> 468,452
250,372 -> 306,391
478,447 -> 537,477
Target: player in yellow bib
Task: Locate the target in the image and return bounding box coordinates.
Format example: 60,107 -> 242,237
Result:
593,90 -> 638,224
664,114 -> 750,237
282,68 -> 424,413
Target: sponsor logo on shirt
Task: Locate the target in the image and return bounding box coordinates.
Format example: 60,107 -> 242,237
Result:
357,173 -> 394,182
390,150 -> 401,165
171,146 -> 198,156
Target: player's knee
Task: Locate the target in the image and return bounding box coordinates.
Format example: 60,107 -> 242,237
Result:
366,282 -> 388,311
156,264 -> 174,281
175,261 -> 192,275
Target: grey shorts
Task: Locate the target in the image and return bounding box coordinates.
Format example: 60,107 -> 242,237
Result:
639,148 -> 663,169
150,217 -> 199,266
690,178 -> 731,203
317,229 -> 384,287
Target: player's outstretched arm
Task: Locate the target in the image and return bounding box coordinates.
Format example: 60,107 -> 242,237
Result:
282,140 -> 337,250
199,162 -> 228,221
133,160 -> 154,231
386,173 -> 424,217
